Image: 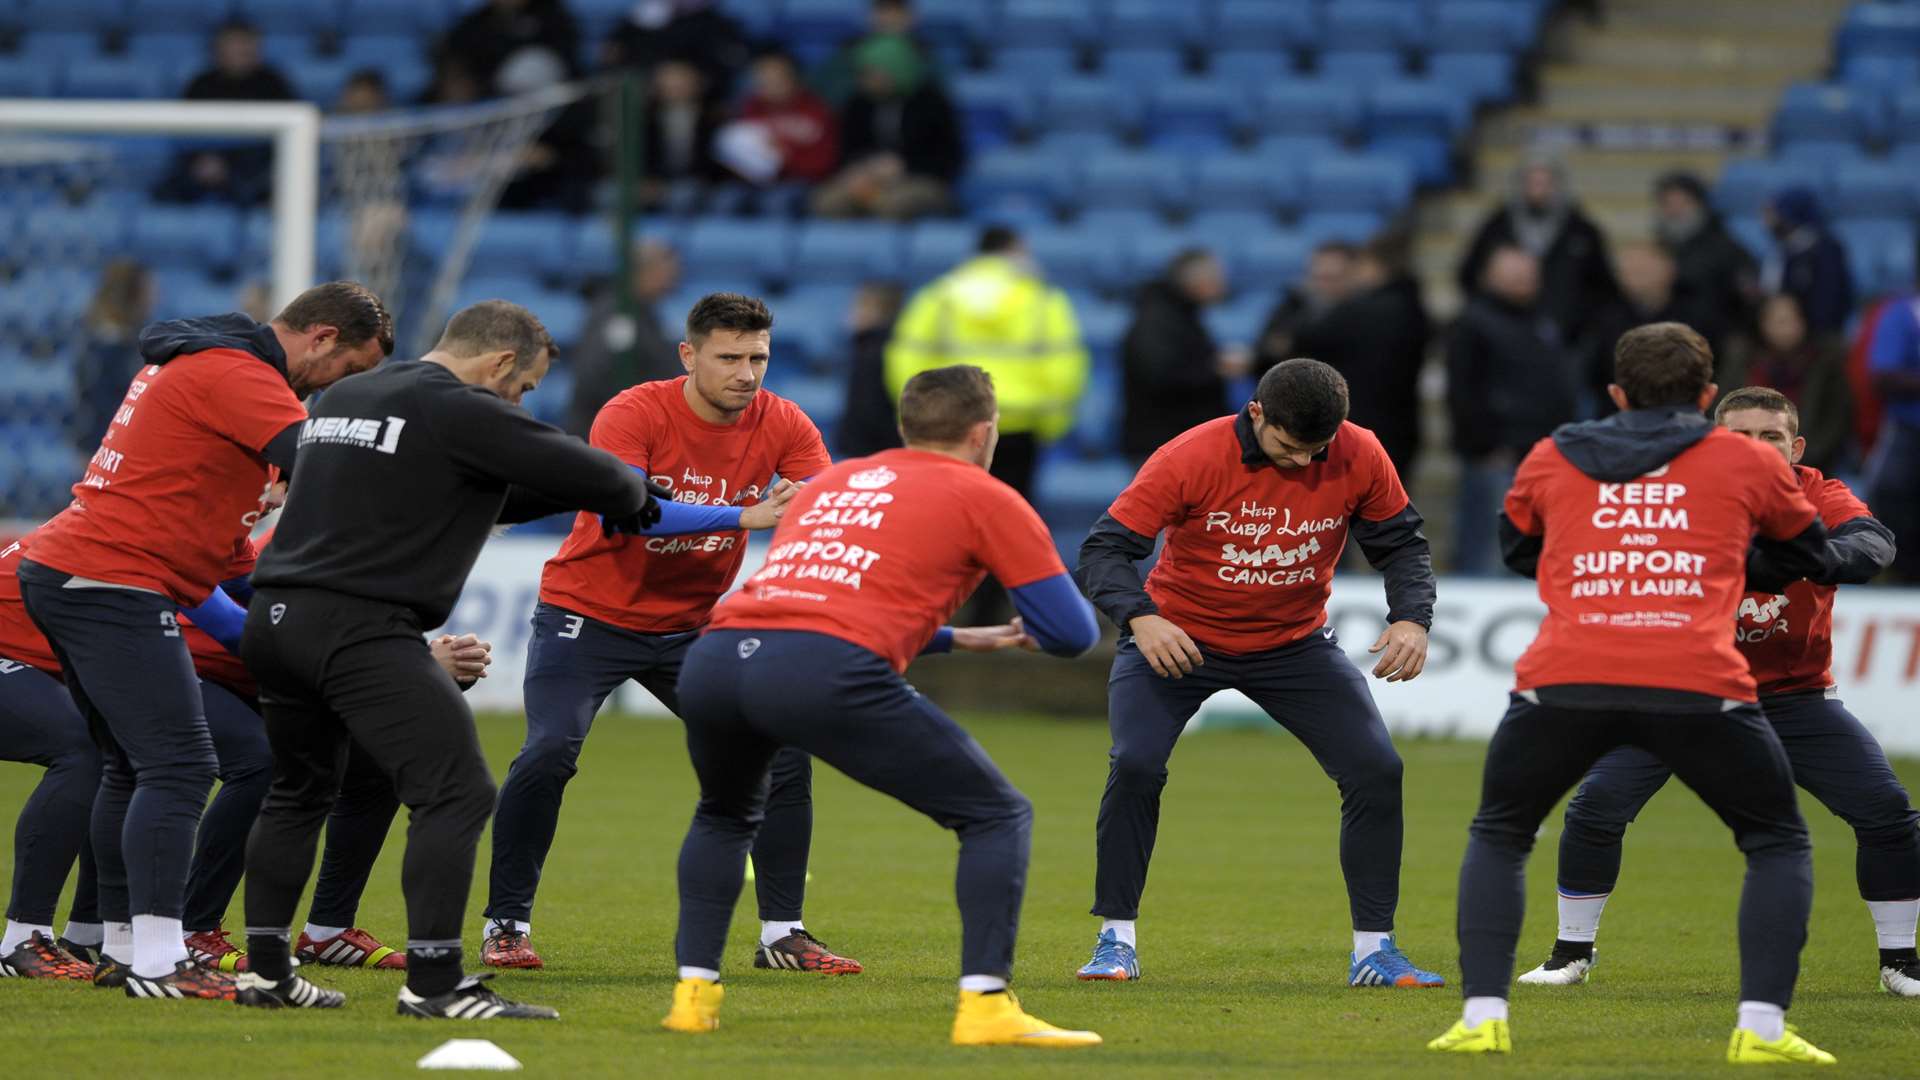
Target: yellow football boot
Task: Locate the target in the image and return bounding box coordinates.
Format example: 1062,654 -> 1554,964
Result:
1426,1018 -> 1512,1054
950,990 -> 1102,1048
1727,1026 -> 1836,1065
660,977 -> 723,1034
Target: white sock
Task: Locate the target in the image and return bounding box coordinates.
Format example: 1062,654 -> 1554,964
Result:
1867,899 -> 1919,950
303,923 -> 348,941
959,974 -> 1008,992
678,966 -> 720,982
131,914 -> 188,979
1353,930 -> 1391,958
1463,996 -> 1508,1027
1101,919 -> 1136,947
1557,890 -> 1610,943
62,920 -> 103,947
103,920 -> 134,962
486,918 -> 530,936
760,920 -> 804,947
1737,1000 -> 1785,1041
2,920 -> 51,952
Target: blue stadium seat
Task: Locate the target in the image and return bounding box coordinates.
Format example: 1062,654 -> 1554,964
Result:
452,274 -> 543,314
236,0 -> 341,34
1038,456 -> 1139,518
1428,51 -> 1517,106
1080,150 -> 1192,214
1298,210 -> 1385,246
1124,225 -> 1203,281
1041,75 -> 1144,134
1101,48 -> 1186,87
996,0 -> 1099,49
0,59 -> 60,98
469,212 -> 577,278
1831,162 -> 1916,220
1323,1 -> 1425,54
1209,50 -> 1296,85
1713,158 -> 1827,216
1192,152 -> 1303,215
1772,139 -> 1866,168
1072,295 -> 1131,358
1890,88 -> 1920,147
779,0 -> 868,51
1186,209 -> 1271,276
19,0 -> 127,32
772,284 -> 859,370
1318,50 -> 1406,86
1839,53 -> 1920,92
149,268 -> 241,322
1146,79 -> 1253,146
1105,0 -> 1208,50
1430,1 -> 1539,54
903,220 -> 979,283
1213,0 -> 1318,51
1302,155 -> 1413,215
681,218 -> 795,285
1836,3 -> 1920,60
257,32 -> 319,71
62,57 -> 168,98
1205,294 -> 1271,346
124,31 -> 209,69
21,32 -> 103,62
344,0 -> 453,35
1025,224 -> 1121,291
913,0 -> 999,47
794,221 -> 906,281
1370,80 -> 1472,139
950,73 -> 1035,148
1256,80 -> 1362,138
1249,132 -> 1342,163
1772,82 -> 1882,149
1031,130 -> 1124,158
763,371 -> 845,428
960,148 -> 1080,215
1834,219 -> 1916,297
125,0 -> 229,34
528,291 -> 588,349
288,58 -> 357,104
991,46 -> 1079,91
339,35 -> 423,74
132,204 -> 244,273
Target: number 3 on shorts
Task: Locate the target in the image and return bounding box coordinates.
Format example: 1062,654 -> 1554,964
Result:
558,614 -> 584,640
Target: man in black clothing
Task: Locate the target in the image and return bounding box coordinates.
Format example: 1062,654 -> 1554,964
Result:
1653,171 -> 1756,362
236,301 -> 660,1018
1120,249 -> 1235,463
160,20 -> 296,206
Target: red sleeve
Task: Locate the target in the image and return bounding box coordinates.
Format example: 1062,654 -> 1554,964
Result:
191,353 -> 310,453
1107,444 -> 1189,538
1819,477 -> 1872,526
973,479 -> 1068,590
1354,429 -> 1410,522
1751,447 -> 1820,540
588,395 -> 652,470
1503,439 -> 1555,536
776,404 -> 833,480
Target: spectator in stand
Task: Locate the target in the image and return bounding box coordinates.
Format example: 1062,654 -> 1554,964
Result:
722,50 -> 840,185
836,282 -> 909,459
639,58 -> 725,206
566,239 -> 685,438
814,0 -> 943,105
604,0 -> 751,105
72,260 -> 153,453
1763,186 -> 1855,340
1590,244 -> 1684,412
1719,293 -> 1853,475
1457,151 -> 1619,373
1120,249 -> 1242,464
1653,170 -> 1755,360
439,0 -> 580,98
1253,241 -> 1356,379
1446,246 -> 1580,574
421,58 -> 485,105
1284,232 -> 1431,479
1863,291 -> 1920,581
335,69 -> 390,114
156,21 -> 294,205
812,35 -> 964,221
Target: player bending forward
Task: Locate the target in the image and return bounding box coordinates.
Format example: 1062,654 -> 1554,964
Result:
662,365 -> 1105,1047
1519,385 -> 1917,997
1072,358 -> 1443,987
1429,324 -> 1840,1065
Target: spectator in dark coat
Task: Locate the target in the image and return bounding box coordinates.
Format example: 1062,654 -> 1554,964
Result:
812,34 -> 965,220
604,0 -> 752,105
440,0 -> 580,96
566,239 -> 685,437
836,283 -> 910,458
1762,185 -> 1855,339
1120,250 -> 1239,461
1590,244 -> 1685,414
638,59 -> 726,206
1719,293 -> 1854,474
1447,246 -> 1581,574
1253,242 -> 1356,378
74,260 -> 154,453
157,21 -> 294,205
1456,151 -> 1619,366
1653,170 -> 1756,360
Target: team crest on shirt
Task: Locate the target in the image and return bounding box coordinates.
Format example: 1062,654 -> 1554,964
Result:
269,603 -> 286,625
845,465 -> 897,490
737,637 -> 761,659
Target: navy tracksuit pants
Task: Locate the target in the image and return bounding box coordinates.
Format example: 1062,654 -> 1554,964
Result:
674,629 -> 1033,977
1093,629 -> 1406,931
487,603 -> 813,927
1459,695 -> 1812,1007
1559,689 -> 1920,903
0,658 -> 100,927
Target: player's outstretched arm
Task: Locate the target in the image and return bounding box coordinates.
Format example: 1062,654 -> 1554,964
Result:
430,383 -> 655,526
1008,574 -> 1101,658
738,478 -> 801,530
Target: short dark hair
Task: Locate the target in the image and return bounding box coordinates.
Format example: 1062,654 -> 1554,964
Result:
978,225 -> 1021,254
1613,322 -> 1713,408
685,292 -> 773,345
898,365 -> 996,444
435,299 -> 556,368
1715,385 -> 1800,437
1255,358 -> 1348,443
344,67 -> 387,93
275,281 -> 394,357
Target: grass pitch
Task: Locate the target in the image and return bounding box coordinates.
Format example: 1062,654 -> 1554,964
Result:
3,709 -> 1917,1078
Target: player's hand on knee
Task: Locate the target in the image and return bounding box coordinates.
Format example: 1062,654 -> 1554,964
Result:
1368,621 -> 1428,682
1128,614 -> 1203,678
741,478 -> 801,530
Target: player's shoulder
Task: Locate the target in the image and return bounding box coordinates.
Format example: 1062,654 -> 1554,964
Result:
1696,426 -> 1791,474
752,386 -> 826,435
1328,420 -> 1390,464
1798,465 -> 1872,523
1152,414 -> 1238,463
607,377 -> 681,412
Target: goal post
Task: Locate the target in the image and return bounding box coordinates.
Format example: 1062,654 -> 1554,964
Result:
0,98 -> 320,310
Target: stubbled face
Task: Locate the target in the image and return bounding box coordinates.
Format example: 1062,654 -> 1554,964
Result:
1248,404 -> 1333,470
484,349 -> 551,406
682,329 -> 770,417
1720,406 -> 1802,467
288,333 -> 386,396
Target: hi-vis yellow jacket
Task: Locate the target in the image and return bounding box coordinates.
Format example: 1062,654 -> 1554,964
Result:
884,255 -> 1089,440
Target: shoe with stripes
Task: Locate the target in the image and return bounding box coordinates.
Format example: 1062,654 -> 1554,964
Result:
480,927 -> 543,970
92,954 -> 129,989
752,929 -> 862,974
0,931 -> 95,980
1075,929 -> 1140,981
396,973 -> 558,1020
184,928 -> 249,972
124,960 -> 240,1001
1349,937 -> 1445,988
234,971 -> 346,1009
298,928 -> 405,970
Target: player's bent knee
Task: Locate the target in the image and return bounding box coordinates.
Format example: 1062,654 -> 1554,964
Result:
1109,750 -> 1171,791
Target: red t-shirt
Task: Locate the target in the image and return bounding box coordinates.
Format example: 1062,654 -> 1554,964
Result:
1106,417 -> 1410,655
709,448 -> 1067,672
1506,429 -> 1820,702
180,535 -> 261,696
0,536 -> 61,675
25,351 -> 306,603
539,377 -> 833,634
1736,466 -> 1869,696
739,92 -> 839,182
